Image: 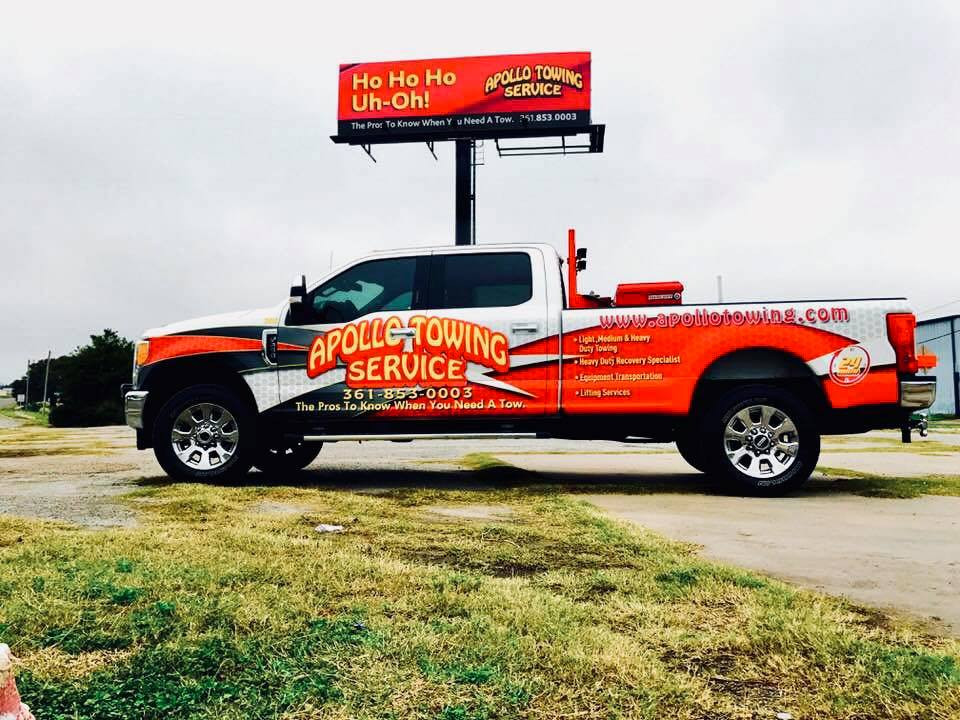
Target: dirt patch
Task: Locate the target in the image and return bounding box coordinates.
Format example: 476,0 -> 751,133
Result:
425,504 -> 516,521
707,675 -> 783,704
253,500 -> 316,516
0,415 -> 19,429
0,476 -> 138,528
0,426 -> 146,528
662,648 -> 737,676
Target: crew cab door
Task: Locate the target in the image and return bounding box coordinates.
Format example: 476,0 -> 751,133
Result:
272,253 -> 430,422
419,247 -> 555,417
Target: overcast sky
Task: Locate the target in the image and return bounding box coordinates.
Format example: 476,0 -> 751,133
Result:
3,1 -> 960,381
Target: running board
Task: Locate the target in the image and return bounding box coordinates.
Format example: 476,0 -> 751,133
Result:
301,432 -> 538,443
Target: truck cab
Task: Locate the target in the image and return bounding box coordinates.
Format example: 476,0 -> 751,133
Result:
124,241 -> 935,494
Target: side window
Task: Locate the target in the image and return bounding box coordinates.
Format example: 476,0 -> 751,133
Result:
428,252 -> 533,309
291,256 -> 418,325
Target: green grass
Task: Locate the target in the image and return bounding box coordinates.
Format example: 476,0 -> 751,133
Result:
929,417 -> 960,433
0,444 -> 115,458
821,436 -> 958,454
814,467 -> 960,498
0,405 -> 49,427
0,425 -> 116,458
0,423 -> 132,458
1,473 -> 959,719
458,452 -> 517,472
448,453 -> 542,484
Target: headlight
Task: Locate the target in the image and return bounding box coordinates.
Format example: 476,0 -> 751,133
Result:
133,340 -> 150,381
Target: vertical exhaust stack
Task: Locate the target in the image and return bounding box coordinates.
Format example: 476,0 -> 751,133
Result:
566,228 -> 610,309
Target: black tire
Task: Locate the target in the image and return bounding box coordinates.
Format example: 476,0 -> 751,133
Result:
675,426 -> 709,473
701,384 -> 820,495
253,440 -> 322,474
152,384 -> 256,483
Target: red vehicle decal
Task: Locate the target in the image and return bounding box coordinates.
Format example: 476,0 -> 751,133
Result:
144,335 -> 262,365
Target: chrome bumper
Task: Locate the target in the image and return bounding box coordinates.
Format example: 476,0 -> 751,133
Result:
124,391 -> 149,429
899,379 -> 936,409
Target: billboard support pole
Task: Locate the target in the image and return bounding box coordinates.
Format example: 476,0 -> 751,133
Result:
455,139 -> 473,245
332,55 -> 602,246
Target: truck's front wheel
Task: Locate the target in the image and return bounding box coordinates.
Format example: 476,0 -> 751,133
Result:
152,385 -> 256,483
254,440 -> 322,475
704,385 -> 819,495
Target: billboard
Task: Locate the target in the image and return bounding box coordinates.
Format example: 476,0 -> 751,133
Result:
336,52 -> 591,140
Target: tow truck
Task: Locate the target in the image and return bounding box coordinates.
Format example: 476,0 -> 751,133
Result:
122,231 -> 936,494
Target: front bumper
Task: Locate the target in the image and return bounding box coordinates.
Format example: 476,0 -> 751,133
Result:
899,378 -> 936,409
123,389 -> 149,429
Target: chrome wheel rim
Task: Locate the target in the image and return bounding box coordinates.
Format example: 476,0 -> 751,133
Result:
171,403 -> 239,470
723,404 -> 798,479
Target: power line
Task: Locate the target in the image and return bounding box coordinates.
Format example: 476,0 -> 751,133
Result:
917,326 -> 958,345
918,298 -> 960,316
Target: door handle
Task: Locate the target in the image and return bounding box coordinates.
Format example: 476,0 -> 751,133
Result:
511,323 -> 539,334
261,329 -> 278,365
389,327 -> 417,339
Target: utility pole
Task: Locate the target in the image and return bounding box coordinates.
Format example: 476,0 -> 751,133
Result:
716,275 -> 724,303
24,358 -> 30,409
42,350 -> 52,410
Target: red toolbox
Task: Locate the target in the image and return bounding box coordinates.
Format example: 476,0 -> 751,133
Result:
614,281 -> 684,307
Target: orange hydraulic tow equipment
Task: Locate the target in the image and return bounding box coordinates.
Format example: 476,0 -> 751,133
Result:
566,228 -> 684,309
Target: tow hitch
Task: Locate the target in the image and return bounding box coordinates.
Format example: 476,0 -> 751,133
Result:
901,413 -> 929,443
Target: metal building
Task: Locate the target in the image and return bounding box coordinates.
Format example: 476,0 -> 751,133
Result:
917,314 -> 959,416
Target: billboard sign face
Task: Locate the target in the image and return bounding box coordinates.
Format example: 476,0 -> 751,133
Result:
337,52 -> 591,140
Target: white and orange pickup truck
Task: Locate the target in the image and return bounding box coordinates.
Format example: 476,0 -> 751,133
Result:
123,233 -> 936,494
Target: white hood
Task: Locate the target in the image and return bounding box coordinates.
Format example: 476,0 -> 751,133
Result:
143,304 -> 284,338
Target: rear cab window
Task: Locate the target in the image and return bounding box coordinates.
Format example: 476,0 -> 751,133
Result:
427,252 -> 533,309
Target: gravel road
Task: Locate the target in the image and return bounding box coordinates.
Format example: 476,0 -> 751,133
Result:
0,397 -> 18,427
1,421 -> 957,632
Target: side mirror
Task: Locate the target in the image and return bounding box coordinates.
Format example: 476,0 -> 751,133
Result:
289,275 -> 307,306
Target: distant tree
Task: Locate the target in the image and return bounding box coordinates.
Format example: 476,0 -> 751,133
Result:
48,329 -> 134,427
10,377 -> 25,398
9,360 -> 47,407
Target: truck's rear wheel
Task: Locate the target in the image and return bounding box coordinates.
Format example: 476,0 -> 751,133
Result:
254,440 -> 322,475
152,385 -> 256,482
704,385 -> 819,495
